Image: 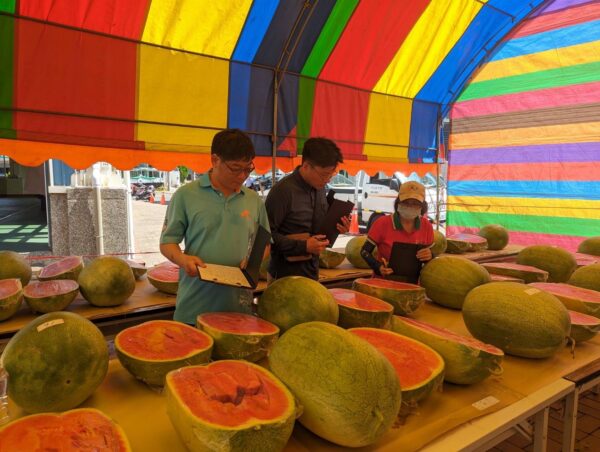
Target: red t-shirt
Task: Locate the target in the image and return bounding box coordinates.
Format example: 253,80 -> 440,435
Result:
367,214 -> 434,262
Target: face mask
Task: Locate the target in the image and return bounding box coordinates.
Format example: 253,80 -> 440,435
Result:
397,205 -> 421,220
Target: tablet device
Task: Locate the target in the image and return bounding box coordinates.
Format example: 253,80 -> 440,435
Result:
316,198 -> 354,247
388,242 -> 428,284
197,225 -> 271,289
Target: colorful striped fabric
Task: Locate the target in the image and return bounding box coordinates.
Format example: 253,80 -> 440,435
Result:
0,0 -> 545,174
448,0 -> 600,251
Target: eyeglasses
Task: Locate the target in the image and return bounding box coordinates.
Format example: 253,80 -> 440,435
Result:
309,163 -> 337,180
222,160 -> 255,176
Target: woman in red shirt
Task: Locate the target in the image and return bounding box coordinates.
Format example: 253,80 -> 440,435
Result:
360,181 -> 434,281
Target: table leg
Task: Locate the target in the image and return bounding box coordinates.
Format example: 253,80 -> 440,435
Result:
532,407 -> 549,452
562,389 -> 578,452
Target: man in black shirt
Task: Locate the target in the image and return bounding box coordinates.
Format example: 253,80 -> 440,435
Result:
265,137 -> 349,280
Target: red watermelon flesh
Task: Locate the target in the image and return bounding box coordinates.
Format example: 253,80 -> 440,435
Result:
573,253 -> 599,267
148,263 -> 179,281
0,278 -> 21,298
169,361 -> 292,427
329,288 -> 393,311
490,274 -> 524,283
530,282 -> 600,318
38,256 -> 83,280
198,312 -> 278,334
568,310 -> 600,342
482,262 -> 549,283
569,310 -> 600,326
23,279 -> 78,298
448,233 -> 487,244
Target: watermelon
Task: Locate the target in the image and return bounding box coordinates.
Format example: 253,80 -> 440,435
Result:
0,311 -> 109,413
38,256 -> 83,281
578,236 -> 600,256
345,235 -> 371,269
446,234 -> 488,254
269,322 -> 401,447
23,279 -> 79,313
0,278 -> 23,321
529,283 -> 600,318
0,408 -> 131,451
196,312 -> 279,362
165,361 -> 295,452
568,310 -> 600,343
392,316 -> 504,385
568,264 -> 600,292
147,262 -> 179,294
329,288 -> 394,329
420,256 -> 491,309
115,320 -> 213,386
0,250 -> 31,286
477,224 -> 509,251
462,282 -> 570,358
78,256 -> 136,307
517,245 -> 577,283
319,249 -> 346,269
257,276 -> 338,332
352,278 -> 426,315
490,274 -> 524,283
482,262 -> 548,284
431,230 -> 447,256
350,327 -> 444,407
125,259 -> 147,280
573,253 -> 598,267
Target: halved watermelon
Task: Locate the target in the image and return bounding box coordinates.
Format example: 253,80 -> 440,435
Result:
319,249 -> 346,269
0,278 -> 23,321
38,256 -> 83,281
446,233 -> 488,253
569,310 -> 600,343
573,252 -> 598,267
165,361 -> 296,452
392,316 -> 504,385
482,262 -> 548,283
125,259 -> 147,280
0,408 -> 131,451
147,262 -> 179,294
352,278 -> 425,315
530,283 -> 600,318
196,312 -> 279,362
23,279 -> 79,313
115,320 -> 213,386
350,328 -> 444,408
490,274 -> 524,283
329,288 -> 393,329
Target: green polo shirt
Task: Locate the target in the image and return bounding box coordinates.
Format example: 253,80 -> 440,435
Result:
160,172 -> 270,324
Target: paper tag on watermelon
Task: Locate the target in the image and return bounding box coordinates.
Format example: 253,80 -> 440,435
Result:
525,288 -> 540,296
472,396 -> 499,411
37,319 -> 65,332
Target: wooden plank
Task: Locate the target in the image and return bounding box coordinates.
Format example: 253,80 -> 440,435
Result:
564,358 -> 600,385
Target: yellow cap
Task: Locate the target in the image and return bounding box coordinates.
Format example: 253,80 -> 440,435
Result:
398,181 -> 425,202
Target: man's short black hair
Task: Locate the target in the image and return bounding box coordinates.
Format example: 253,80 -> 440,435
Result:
302,137 -> 343,168
211,129 -> 255,161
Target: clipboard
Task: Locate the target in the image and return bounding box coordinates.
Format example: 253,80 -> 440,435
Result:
197,225 -> 271,289
388,242 -> 428,284
316,198 -> 354,247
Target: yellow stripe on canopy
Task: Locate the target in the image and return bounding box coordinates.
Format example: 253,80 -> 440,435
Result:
363,92 -> 412,160
142,0 -> 253,58
136,45 -> 229,151
474,41 -> 600,82
448,195 -> 600,220
374,0 -> 484,97
451,121 -> 600,149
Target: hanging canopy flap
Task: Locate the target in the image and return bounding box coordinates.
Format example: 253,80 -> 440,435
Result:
0,0 -> 544,172
447,0 -> 600,252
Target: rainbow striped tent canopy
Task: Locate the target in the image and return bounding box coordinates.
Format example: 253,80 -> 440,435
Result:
0,0 -> 545,174
448,0 -> 600,251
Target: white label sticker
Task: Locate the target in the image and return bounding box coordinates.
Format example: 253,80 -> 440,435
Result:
37,319 -> 65,332
472,396 -> 499,411
525,288 -> 540,295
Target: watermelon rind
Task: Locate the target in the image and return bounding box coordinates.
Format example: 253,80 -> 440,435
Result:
23,280 -> 79,313
330,288 -> 394,329
115,320 -> 213,386
482,262 -> 548,284
578,236 -> 600,257
345,235 -> 372,269
147,263 -> 179,295
318,249 -> 346,269
392,316 -> 503,385
463,282 -> 570,359
352,278 -> 426,315
446,234 -> 488,254
165,361 -> 296,452
489,274 -> 524,283
349,327 -> 444,407
38,256 -> 84,282
269,321 -> 401,448
196,312 -> 279,362
0,278 -> 23,321
431,230 -> 447,256
568,310 -> 600,343
517,245 -> 577,283
125,259 -> 147,280
0,251 -> 31,286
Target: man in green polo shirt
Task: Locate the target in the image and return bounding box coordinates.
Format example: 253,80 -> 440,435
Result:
159,129 -> 270,325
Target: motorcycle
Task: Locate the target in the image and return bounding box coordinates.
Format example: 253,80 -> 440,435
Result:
132,183 -> 155,201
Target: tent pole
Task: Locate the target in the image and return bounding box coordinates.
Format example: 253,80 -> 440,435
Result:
272,70 -> 279,185
435,116 -> 442,231
124,170 -> 135,258
92,163 -> 105,255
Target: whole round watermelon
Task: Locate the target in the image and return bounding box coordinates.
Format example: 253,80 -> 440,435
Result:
568,264 -> 600,292
0,311 -> 109,413
0,250 -> 31,286
345,236 -> 371,269
430,230 -> 447,256
578,237 -> 600,257
517,245 -> 577,283
78,256 -> 136,306
478,224 -> 509,250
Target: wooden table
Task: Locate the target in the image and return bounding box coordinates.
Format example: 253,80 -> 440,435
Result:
439,244 -> 523,263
